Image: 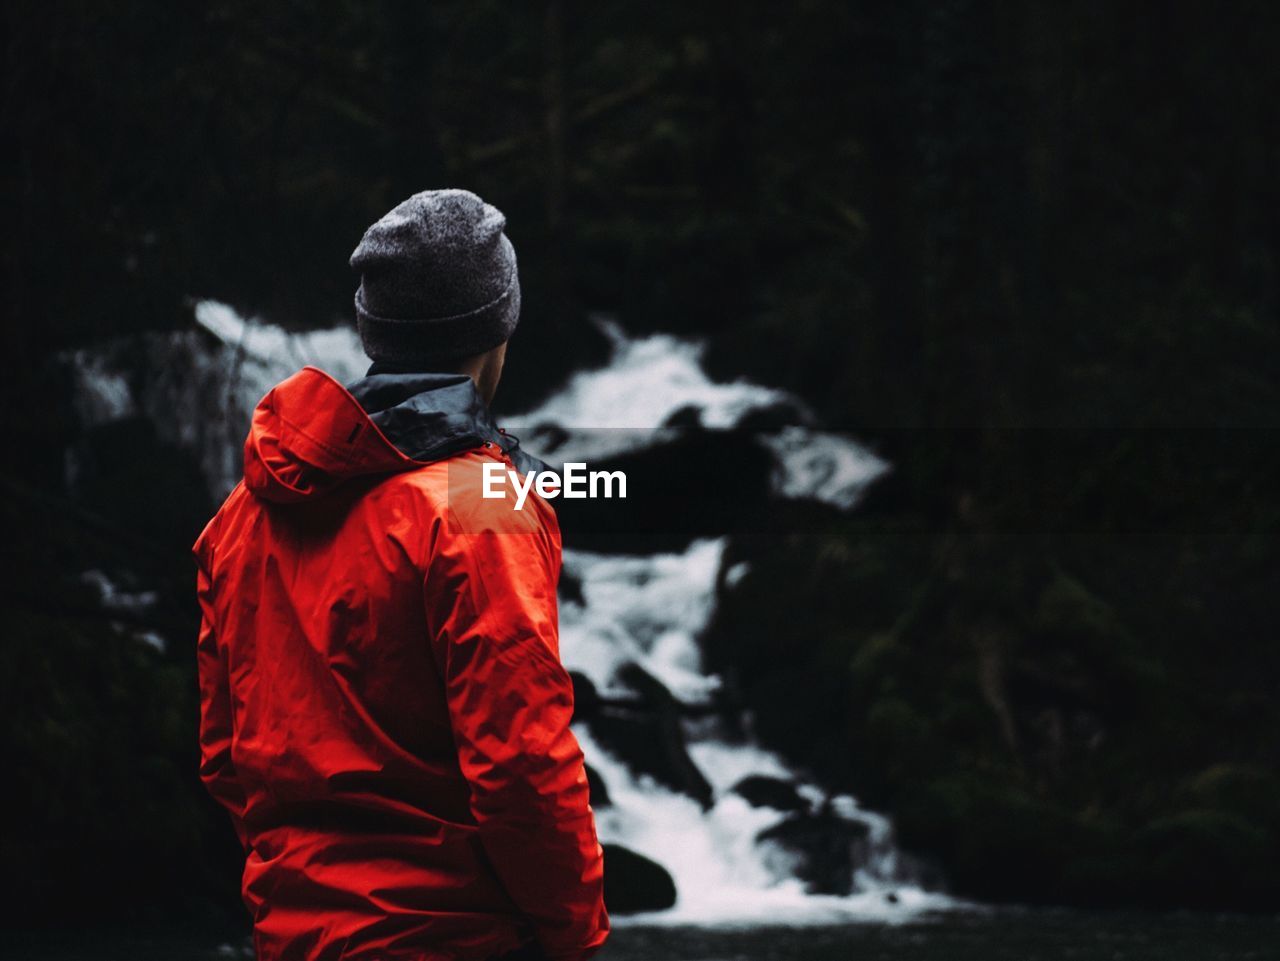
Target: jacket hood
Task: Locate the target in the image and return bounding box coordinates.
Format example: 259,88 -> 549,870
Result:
242,365 -> 520,504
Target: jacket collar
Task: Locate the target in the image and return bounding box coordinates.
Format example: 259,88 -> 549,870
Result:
346,364 -> 549,477
345,366 -> 503,463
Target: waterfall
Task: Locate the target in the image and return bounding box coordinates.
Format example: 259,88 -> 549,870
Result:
65,301 -> 955,925
558,539 -> 947,924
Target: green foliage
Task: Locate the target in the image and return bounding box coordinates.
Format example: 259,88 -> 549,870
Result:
0,473 -> 238,924
706,510 -> 1280,907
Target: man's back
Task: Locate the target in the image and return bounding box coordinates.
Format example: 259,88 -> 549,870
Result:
195,365 -> 608,961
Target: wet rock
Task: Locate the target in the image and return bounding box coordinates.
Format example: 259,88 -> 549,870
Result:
586,662 -> 714,809
523,423 -> 572,455
584,763 -> 611,808
661,404 -> 702,428
569,671 -> 600,721
601,844 -> 677,913
558,567 -> 585,607
614,661 -> 673,704
731,775 -> 809,813
735,399 -> 813,432
756,810 -> 871,895
551,429 -> 773,554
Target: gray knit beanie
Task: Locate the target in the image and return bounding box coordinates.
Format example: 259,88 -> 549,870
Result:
350,189 -> 521,366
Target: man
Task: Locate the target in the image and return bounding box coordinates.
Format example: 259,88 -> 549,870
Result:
194,190 -> 609,961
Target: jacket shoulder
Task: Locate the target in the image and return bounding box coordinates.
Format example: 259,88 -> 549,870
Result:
192,481 -> 252,564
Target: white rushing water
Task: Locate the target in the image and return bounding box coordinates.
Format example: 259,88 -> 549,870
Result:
518,317 -> 785,429
67,301 -> 951,924
560,538 -> 949,925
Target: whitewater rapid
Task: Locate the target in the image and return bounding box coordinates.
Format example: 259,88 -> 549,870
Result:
68,301 -> 954,925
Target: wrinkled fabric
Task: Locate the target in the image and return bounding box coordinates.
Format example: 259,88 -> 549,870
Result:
195,365 -> 608,961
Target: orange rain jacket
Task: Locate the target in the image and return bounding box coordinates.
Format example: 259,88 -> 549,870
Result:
194,365 -> 609,961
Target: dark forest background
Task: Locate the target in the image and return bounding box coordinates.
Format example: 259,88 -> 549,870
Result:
2,0 -> 1279,931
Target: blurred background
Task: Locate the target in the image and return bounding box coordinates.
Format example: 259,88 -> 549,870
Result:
3,2 -> 1279,959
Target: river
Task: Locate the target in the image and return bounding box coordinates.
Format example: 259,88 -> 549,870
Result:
52,302 -> 1278,959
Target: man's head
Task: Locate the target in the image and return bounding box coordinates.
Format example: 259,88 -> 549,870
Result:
350,189 -> 519,402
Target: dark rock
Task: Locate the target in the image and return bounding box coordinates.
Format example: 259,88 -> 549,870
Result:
521,423 -> 572,455
584,763 -> 611,808
612,661 -> 720,720
586,663 -> 714,809
662,404 -> 702,428
735,399 -> 813,432
732,775 -> 809,813
588,705 -> 714,809
569,671 -> 600,721
614,661 -> 674,705
601,844 -> 677,913
756,810 -> 872,895
551,429 -> 773,554
558,567 -> 585,607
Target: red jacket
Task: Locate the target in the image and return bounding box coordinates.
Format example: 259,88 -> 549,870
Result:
194,365 -> 608,961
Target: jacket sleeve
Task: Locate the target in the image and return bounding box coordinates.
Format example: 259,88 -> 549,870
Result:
423,514 -> 609,961
195,547 -> 250,850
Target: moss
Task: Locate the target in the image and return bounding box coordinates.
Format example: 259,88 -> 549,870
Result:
1177,764 -> 1280,829
707,512 -> 1280,909
1132,810 -> 1278,909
